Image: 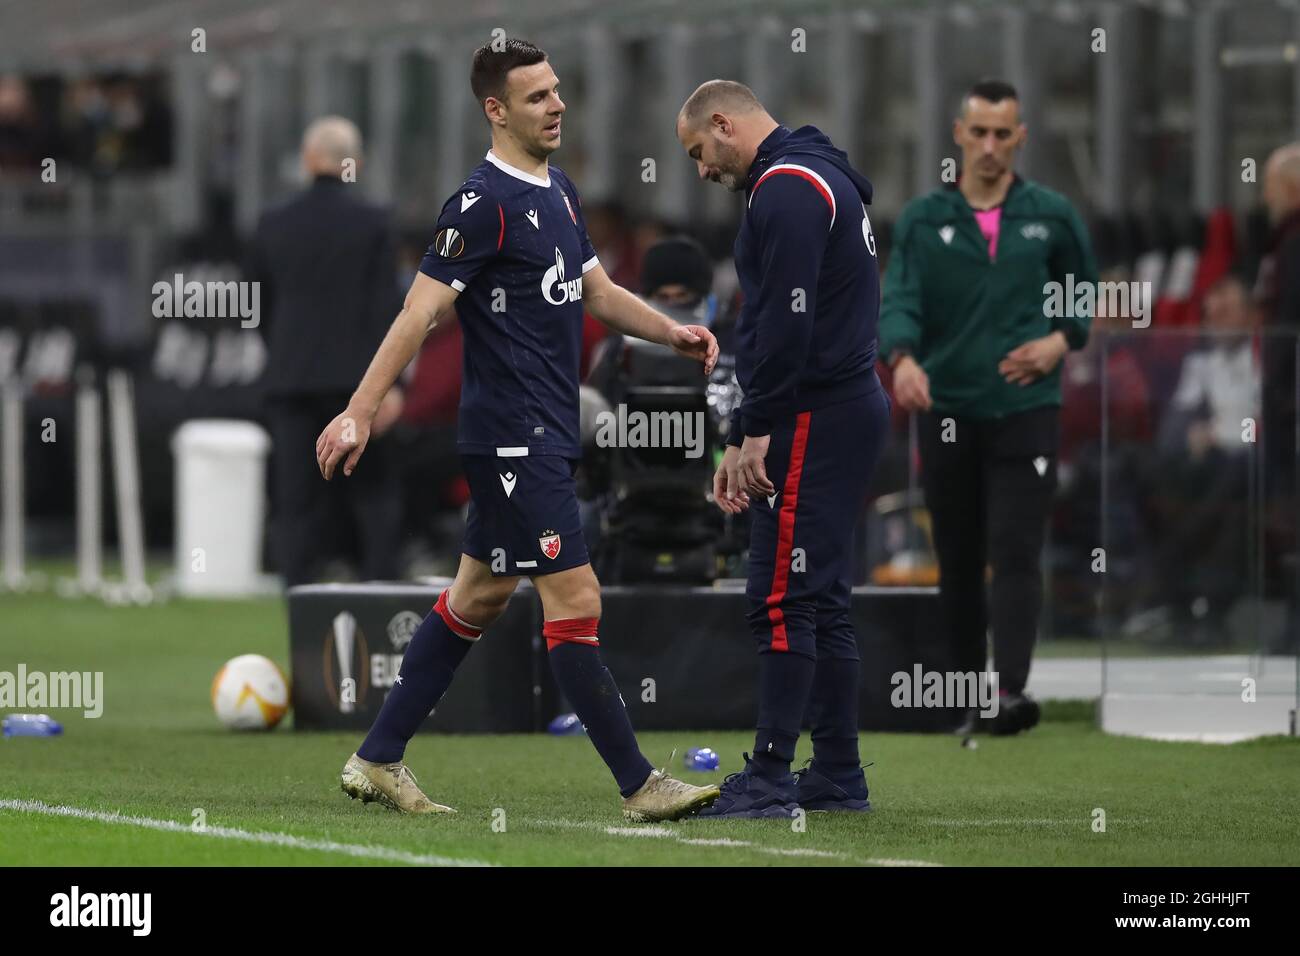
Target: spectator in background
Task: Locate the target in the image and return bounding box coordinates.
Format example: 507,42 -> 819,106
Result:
1147,275 -> 1260,644
641,235 -> 715,314
586,235 -> 717,395
248,117 -> 405,586
1161,275 -> 1259,459
583,201 -> 639,289
1259,143 -> 1300,650
1055,267 -> 1152,635
395,301 -> 467,573
0,74 -> 43,169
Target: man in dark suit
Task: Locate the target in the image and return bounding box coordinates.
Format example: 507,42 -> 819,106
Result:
248,116 -> 405,585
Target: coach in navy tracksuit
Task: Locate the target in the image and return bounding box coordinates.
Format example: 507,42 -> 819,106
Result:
677,81 -> 888,817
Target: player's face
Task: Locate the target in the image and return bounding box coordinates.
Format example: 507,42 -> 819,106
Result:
501,61 -> 565,158
953,97 -> 1024,184
678,114 -> 749,192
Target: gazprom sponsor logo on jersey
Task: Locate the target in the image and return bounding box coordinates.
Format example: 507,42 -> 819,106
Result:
541,247 -> 582,305
593,403 -> 706,460
1042,273 -> 1152,329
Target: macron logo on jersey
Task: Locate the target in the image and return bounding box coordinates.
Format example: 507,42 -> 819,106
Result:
541,248 -> 582,306
461,191 -> 481,212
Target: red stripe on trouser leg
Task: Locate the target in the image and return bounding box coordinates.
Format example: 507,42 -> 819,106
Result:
764,411 -> 812,652
434,590 -> 482,640
543,617 -> 600,651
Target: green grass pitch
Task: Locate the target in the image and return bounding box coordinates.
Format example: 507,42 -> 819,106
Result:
2,586 -> 1299,867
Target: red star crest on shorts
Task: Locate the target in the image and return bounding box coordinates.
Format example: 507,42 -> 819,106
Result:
539,531 -> 561,560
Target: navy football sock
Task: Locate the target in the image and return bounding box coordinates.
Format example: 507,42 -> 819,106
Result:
809,657 -> 862,774
357,593 -> 479,764
752,651 -> 816,780
546,626 -> 653,798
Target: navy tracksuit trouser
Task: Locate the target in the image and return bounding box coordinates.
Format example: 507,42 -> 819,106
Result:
744,381 -> 891,752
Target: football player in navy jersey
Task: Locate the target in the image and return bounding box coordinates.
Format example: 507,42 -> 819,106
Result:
318,39 -> 720,821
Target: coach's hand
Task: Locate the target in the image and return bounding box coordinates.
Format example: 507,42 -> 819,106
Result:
713,445 -> 751,514
668,324 -> 720,375
737,434 -> 775,499
316,407 -> 372,480
892,355 -> 932,412
1000,331 -> 1069,386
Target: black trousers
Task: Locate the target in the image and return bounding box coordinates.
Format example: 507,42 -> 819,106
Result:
266,392 -> 403,586
917,406 -> 1059,695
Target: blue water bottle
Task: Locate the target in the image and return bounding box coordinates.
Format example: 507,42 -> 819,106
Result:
2,714 -> 64,738
684,747 -> 719,771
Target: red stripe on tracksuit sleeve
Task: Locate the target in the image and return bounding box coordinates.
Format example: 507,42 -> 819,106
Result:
752,167 -> 834,216
764,411 -> 812,652
497,204 -> 505,251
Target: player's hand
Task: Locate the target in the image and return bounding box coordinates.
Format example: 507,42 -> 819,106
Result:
316,407 -> 372,480
737,434 -> 775,499
713,444 -> 750,514
892,355 -> 933,412
999,331 -> 1068,386
668,324 -> 719,375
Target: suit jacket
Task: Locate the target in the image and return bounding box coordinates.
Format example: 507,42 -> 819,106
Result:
248,176 -> 402,397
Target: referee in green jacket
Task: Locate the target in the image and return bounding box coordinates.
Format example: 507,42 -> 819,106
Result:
880,80 -> 1097,735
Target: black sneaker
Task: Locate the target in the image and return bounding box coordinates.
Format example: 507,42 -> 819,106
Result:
696,753 -> 799,819
989,693 -> 1041,735
794,760 -> 872,813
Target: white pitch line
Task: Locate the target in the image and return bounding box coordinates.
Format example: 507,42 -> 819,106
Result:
604,826 -> 674,838
527,818 -> 940,867
0,799 -> 492,868
921,818 -> 1151,827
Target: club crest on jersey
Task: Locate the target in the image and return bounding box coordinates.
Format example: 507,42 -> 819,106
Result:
435,227 -> 465,259
539,530 -> 561,560
561,193 -> 577,225
541,247 -> 582,306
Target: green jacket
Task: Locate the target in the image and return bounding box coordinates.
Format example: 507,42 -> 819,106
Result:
879,176 -> 1097,420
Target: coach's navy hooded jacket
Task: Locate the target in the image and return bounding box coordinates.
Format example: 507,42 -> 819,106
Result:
727,124 -> 881,445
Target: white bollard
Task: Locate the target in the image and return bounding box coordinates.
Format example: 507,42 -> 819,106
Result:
75,377 -> 103,593
106,370 -> 149,603
0,380 -> 26,590
171,419 -> 270,597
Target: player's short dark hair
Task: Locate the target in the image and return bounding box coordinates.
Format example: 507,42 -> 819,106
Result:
680,80 -> 764,126
961,79 -> 1019,115
470,39 -> 548,107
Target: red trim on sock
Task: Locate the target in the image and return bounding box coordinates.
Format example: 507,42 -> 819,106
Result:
543,617 -> 600,651
434,590 -> 481,640
764,411 -> 812,653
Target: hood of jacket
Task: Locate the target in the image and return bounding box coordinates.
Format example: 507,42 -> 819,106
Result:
746,124 -> 873,206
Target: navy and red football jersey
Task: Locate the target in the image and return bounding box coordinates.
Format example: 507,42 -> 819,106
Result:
419,151 -> 598,458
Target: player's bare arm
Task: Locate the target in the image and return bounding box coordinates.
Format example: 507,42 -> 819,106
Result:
316,272 -> 460,480
582,262 -> 719,375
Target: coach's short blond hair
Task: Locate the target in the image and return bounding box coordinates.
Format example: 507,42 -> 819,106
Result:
678,80 -> 764,128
